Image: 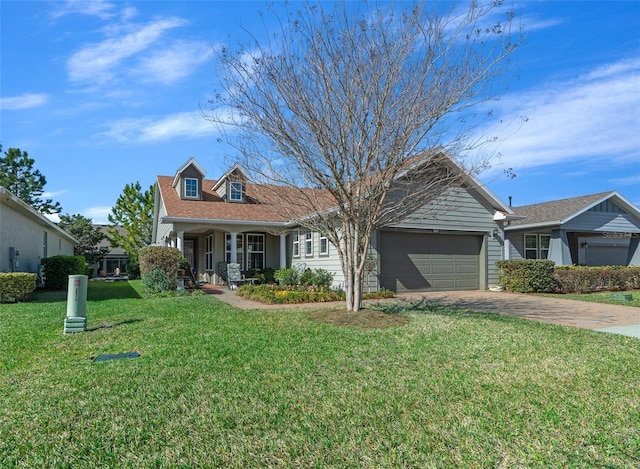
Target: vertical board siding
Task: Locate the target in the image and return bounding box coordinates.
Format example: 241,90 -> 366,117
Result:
564,212 -> 640,232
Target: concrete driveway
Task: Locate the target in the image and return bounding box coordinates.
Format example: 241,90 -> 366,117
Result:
396,290 -> 640,338
204,285 -> 640,338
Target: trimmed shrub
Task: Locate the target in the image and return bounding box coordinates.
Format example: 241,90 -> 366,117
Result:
41,255 -> 87,290
301,268 -> 334,289
552,266 -> 640,293
274,267 -> 300,286
275,267 -> 335,289
142,268 -> 173,294
0,273 -> 37,303
238,284 -> 345,304
139,246 -> 183,293
496,259 -> 555,293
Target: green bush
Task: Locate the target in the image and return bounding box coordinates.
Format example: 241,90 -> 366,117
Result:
301,268 -> 334,289
125,259 -> 140,279
238,284 -> 345,304
275,267 -> 335,289
496,259 -> 555,293
41,255 -> 87,290
139,246 -> 183,293
552,266 -> 640,293
0,273 -> 37,303
274,267 -> 300,286
142,268 -> 174,295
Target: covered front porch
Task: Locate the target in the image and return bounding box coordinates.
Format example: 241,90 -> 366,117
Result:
159,224 -> 291,283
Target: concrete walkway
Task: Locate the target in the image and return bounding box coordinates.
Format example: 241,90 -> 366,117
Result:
201,285 -> 640,338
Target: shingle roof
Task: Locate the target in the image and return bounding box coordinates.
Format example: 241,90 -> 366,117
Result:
507,191 -> 614,228
157,176 -> 334,224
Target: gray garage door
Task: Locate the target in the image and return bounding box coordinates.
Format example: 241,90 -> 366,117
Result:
380,231 -> 482,292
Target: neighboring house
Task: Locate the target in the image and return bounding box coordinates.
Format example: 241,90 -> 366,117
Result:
0,186 -> 75,274
152,155 -> 516,292
93,225 -> 130,276
504,191 -> 640,267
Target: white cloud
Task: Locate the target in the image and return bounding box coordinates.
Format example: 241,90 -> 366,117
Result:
67,17 -> 187,84
52,0 -> 116,20
42,189 -> 68,198
479,57 -> 640,174
135,40 -> 211,85
0,93 -> 48,110
610,173 -> 640,186
101,112 -> 215,143
83,206 -> 113,224
45,213 -> 61,223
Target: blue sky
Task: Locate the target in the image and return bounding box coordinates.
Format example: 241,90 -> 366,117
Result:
1,0 -> 639,224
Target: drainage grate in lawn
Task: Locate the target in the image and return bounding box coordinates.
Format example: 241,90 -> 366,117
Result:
91,351 -> 141,362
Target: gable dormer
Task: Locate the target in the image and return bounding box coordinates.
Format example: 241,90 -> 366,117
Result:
172,158 -> 206,201
212,163 -> 249,203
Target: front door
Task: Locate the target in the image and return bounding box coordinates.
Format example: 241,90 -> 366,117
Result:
184,240 -> 195,269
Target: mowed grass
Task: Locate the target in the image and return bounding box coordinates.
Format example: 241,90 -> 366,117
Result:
1,282 -> 639,467
539,290 -> 640,307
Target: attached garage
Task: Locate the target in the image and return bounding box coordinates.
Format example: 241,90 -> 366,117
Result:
379,231 -> 483,292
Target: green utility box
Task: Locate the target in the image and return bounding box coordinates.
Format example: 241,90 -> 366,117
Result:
64,275 -> 88,333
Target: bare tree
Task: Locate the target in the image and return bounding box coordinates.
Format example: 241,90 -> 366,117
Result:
208,1 -> 520,311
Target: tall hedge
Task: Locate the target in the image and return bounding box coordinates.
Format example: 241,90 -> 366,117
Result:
139,246 -> 183,293
496,259 -> 555,293
41,255 -> 87,290
553,266 -> 640,293
0,273 -> 37,303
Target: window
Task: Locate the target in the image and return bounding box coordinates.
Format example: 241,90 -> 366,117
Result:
43,232 -> 48,258
225,234 -> 244,268
229,181 -> 243,201
205,234 -> 214,271
305,231 -> 313,257
293,231 -> 300,257
247,234 -> 265,270
524,234 -> 551,259
319,234 -> 329,255
540,235 -> 550,259
184,178 -> 198,198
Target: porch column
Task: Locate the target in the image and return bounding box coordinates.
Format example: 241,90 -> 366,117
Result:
279,233 -> 287,268
627,235 -> 640,266
504,238 -> 511,260
176,231 -> 184,252
548,230 -> 572,266
229,232 -> 237,263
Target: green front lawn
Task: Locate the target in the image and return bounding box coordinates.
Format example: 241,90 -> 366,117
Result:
539,290 -> 640,307
1,281 -> 639,467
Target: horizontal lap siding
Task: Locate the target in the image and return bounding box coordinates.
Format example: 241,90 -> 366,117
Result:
380,187 -> 503,287
291,233 -> 345,290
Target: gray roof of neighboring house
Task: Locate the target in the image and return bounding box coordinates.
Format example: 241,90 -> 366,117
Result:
506,191 -> 640,229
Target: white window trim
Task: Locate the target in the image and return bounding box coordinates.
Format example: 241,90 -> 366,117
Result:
225,233 -> 245,269
205,233 -> 214,271
184,177 -> 199,199
229,181 -> 243,202
246,233 -> 265,270
524,233 -> 551,260
539,234 -> 551,260
305,231 -> 313,257
319,234 -> 329,256
293,231 -> 300,258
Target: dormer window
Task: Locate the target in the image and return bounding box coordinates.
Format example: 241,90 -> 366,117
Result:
184,178 -> 199,199
229,181 -> 244,202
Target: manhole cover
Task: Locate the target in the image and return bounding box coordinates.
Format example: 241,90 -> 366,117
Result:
92,351 -> 140,362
